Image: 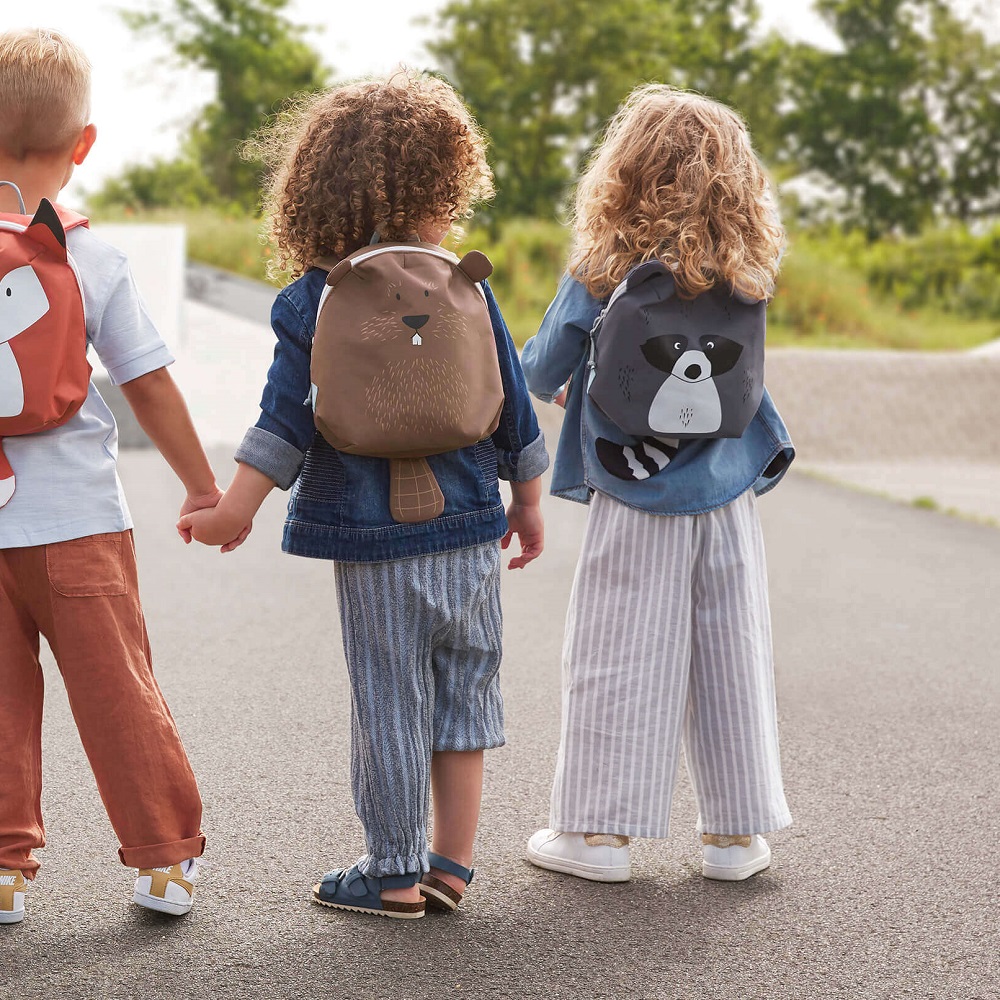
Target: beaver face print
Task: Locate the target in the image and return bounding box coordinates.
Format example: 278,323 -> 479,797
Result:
357,267 -> 478,435
359,272 -> 469,349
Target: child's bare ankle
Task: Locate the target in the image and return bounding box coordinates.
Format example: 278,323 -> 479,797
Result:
429,866 -> 467,896
381,884 -> 421,904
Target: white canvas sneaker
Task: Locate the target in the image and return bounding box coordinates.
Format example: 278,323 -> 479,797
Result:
0,869 -> 27,924
133,858 -> 199,915
701,835 -> 771,881
526,829 -> 631,882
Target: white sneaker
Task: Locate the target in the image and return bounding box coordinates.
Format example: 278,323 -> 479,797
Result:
526,829 -> 631,882
133,858 -> 199,915
0,869 -> 27,924
702,835 -> 771,881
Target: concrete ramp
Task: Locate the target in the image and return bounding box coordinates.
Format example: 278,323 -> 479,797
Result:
765,349 -> 1000,463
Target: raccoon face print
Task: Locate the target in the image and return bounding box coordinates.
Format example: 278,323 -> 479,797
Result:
640,333 -> 742,436
360,276 -> 466,347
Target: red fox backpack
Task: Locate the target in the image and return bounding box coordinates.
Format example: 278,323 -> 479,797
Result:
587,259 -> 766,442
0,181 -> 91,508
310,238 -> 504,524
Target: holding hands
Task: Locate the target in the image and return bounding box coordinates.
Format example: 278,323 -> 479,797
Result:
177,463 -> 275,553
177,496 -> 253,553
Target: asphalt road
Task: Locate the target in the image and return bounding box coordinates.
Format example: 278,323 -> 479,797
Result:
3,435 -> 999,1000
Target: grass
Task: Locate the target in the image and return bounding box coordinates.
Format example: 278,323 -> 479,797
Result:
88,206 -> 1000,351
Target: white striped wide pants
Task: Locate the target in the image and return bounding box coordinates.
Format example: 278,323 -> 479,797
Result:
550,489 -> 791,839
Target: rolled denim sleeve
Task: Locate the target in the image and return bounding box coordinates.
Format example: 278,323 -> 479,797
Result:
483,281 -> 549,483
234,289 -> 317,490
520,273 -> 598,402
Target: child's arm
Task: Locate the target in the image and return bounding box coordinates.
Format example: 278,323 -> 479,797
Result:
176,462 -> 275,552
520,273 -> 599,402
118,367 -> 222,514
502,475 -> 544,570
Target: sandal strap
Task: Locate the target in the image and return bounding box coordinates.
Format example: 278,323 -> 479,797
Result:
427,852 -> 474,885
380,871 -> 419,891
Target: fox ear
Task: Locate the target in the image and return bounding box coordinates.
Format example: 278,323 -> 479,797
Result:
25,199 -> 67,262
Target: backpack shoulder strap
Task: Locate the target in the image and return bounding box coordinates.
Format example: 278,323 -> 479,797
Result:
53,205 -> 89,232
312,255 -> 341,273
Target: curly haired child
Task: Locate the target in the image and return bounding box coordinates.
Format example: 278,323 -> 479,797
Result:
521,85 -> 794,882
179,72 -> 548,918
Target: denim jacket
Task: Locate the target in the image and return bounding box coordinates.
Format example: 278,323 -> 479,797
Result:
236,268 -> 548,562
520,273 -> 794,516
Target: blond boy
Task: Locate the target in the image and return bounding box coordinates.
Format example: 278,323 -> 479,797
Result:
0,28 -> 214,922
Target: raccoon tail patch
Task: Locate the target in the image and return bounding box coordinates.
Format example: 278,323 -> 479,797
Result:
595,437 -> 678,481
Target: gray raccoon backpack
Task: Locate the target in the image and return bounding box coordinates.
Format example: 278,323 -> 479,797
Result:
587,259 -> 766,440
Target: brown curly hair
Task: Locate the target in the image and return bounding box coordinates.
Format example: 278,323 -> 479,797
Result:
251,71 -> 494,279
569,85 -> 784,301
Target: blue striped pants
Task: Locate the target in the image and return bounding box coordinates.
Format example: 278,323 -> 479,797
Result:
334,542 -> 505,877
551,489 -> 791,839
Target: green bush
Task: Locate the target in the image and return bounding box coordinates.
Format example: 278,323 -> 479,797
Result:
448,219 -> 571,344
87,159 -> 220,213
767,229 -> 999,350
854,225 -> 1000,320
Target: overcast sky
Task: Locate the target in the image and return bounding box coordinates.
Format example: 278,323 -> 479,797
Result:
17,0 -> 996,202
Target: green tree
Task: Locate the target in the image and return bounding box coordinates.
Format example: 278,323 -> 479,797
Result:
779,0 -> 1000,238
119,0 -> 328,208
428,0 -> 786,221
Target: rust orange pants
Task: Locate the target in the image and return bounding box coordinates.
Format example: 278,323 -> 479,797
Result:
0,531 -> 205,879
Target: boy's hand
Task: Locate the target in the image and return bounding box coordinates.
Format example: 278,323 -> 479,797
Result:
501,502 -> 544,570
177,505 -> 253,553
177,488 -> 225,544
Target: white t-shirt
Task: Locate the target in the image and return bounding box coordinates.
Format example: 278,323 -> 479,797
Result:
0,226 -> 173,548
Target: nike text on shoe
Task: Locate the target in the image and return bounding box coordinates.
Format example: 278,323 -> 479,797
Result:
0,869 -> 27,924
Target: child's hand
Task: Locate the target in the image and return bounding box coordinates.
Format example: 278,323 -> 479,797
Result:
177,505 -> 253,553
177,488 -> 225,544
554,378 -> 571,408
501,503 -> 544,570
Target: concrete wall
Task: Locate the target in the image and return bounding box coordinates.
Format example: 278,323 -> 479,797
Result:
765,350 -> 1000,462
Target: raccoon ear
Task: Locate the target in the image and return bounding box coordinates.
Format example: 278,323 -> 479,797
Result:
625,259 -> 669,290
326,257 -> 355,288
25,199 -> 67,262
457,250 -> 493,283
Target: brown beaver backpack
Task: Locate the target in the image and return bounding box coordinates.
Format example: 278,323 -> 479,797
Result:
310,240 -> 504,523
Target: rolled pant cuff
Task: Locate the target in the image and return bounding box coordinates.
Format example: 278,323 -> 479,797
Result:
359,851 -> 426,878
0,857 -> 40,880
118,833 -> 206,869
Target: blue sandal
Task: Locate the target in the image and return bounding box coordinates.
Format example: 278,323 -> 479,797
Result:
419,852 -> 474,912
312,863 -> 425,919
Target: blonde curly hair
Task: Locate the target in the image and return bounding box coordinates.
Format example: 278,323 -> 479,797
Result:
569,85 -> 784,301
252,71 -> 494,280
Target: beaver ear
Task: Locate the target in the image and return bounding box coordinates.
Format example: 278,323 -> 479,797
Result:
326,258 -> 355,288
457,250 -> 493,283
24,199 -> 67,262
